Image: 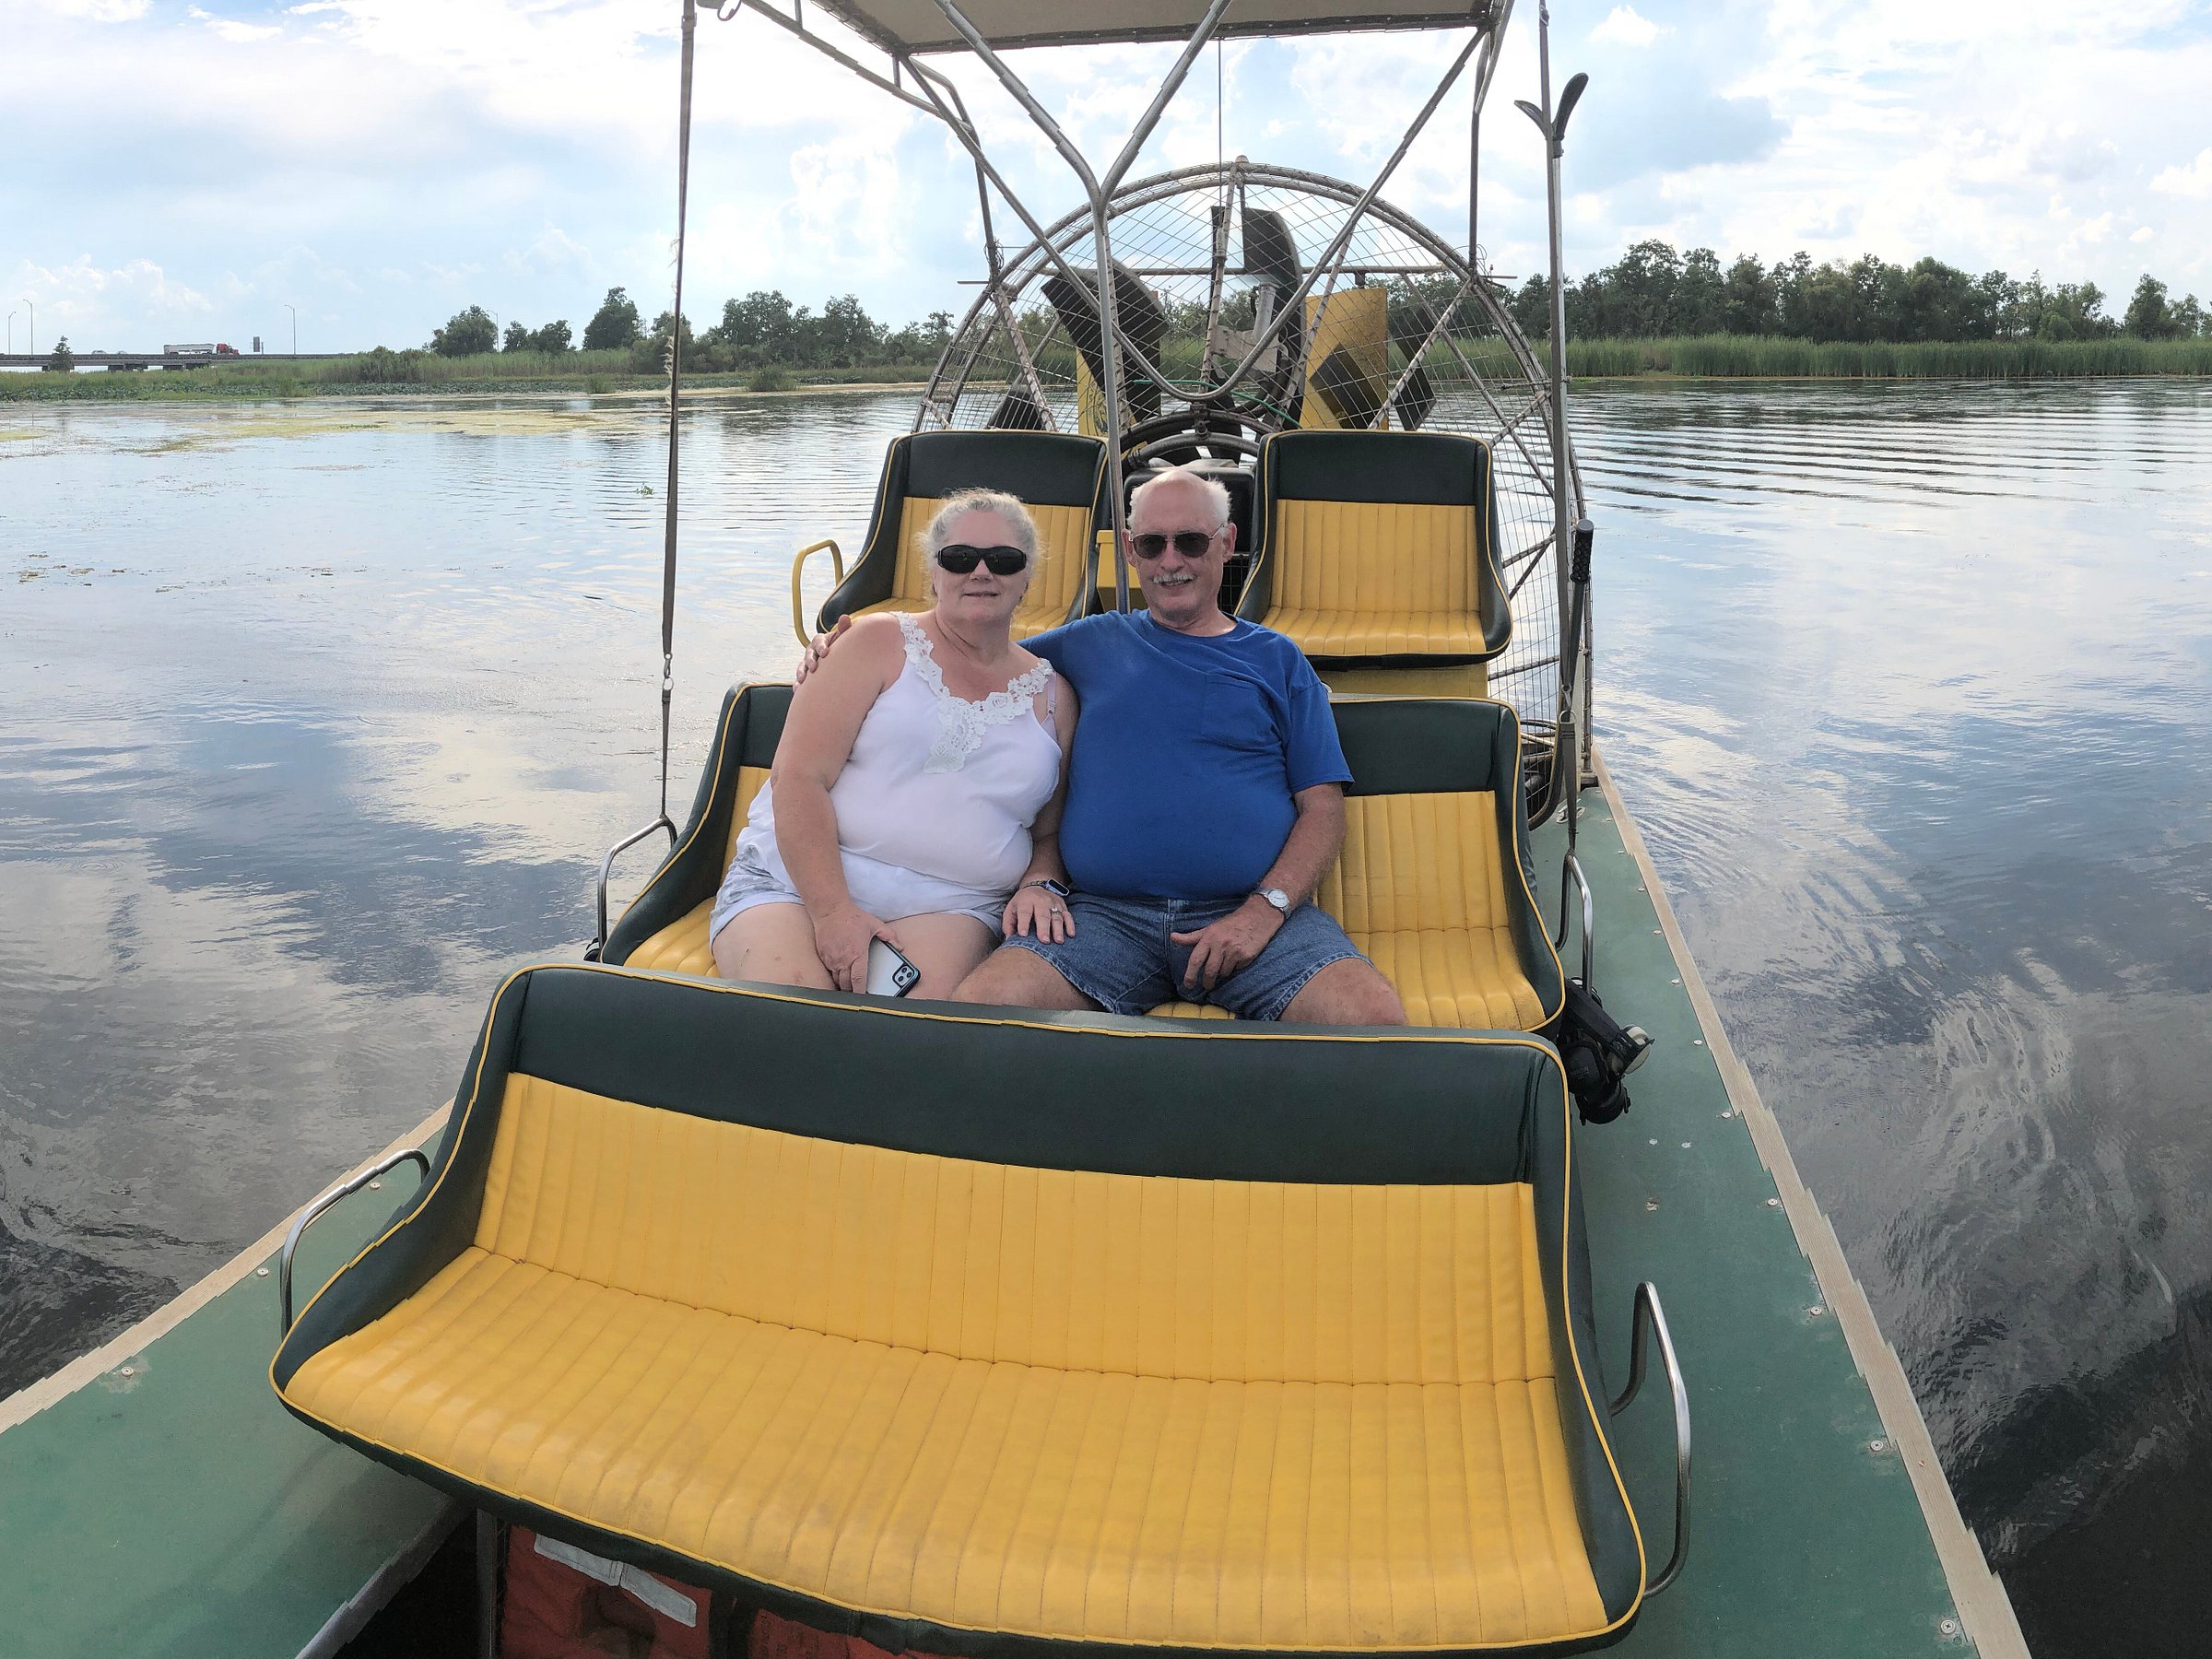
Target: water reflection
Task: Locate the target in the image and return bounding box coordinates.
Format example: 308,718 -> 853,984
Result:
1581,379 -> 2212,1651
3,382 -> 2209,1655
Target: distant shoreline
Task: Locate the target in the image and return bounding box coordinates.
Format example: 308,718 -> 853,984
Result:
0,374 -> 936,406
3,328 -> 2206,406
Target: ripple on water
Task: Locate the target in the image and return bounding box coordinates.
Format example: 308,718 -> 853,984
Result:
4,383 -> 2211,1656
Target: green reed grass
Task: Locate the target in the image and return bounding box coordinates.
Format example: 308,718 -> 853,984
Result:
1516,334 -> 2212,379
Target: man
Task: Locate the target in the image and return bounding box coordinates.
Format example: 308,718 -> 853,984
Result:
816,464 -> 1404,1026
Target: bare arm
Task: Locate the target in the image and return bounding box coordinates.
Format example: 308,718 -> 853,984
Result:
1255,782 -> 1345,909
771,615 -> 903,988
1002,677 -> 1079,942
1170,782 -> 1347,994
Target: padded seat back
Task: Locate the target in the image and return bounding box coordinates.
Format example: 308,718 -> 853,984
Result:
274,967 -> 1648,1653
820,430 -> 1108,640
602,684 -> 791,974
1238,429 -> 1512,665
607,687 -> 1560,1030
1329,697 -> 1562,1028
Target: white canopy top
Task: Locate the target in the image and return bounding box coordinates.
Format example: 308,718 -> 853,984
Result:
812,0 -> 1497,54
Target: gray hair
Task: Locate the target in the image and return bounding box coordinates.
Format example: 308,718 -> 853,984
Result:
924,488 -> 1039,559
1128,465 -> 1231,531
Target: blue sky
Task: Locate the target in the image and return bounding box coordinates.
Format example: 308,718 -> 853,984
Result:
6,0 -> 2210,353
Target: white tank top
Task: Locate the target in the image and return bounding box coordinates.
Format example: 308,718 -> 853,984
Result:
733,615 -> 1062,921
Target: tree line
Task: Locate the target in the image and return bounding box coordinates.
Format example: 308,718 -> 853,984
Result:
1501,242 -> 2207,344
425,287 -> 956,371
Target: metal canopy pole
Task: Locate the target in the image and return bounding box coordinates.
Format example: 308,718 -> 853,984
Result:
1200,29 -> 1487,400
658,0 -> 707,827
924,0 -> 1236,612
900,60 -> 1186,408
1516,5 -> 1589,840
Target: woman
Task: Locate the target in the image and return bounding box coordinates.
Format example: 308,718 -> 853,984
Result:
709,488 -> 1078,997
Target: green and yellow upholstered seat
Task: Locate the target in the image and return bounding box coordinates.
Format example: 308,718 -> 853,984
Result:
1236,429 -> 1512,678
794,430 -> 1109,646
274,965 -> 1654,1654
602,685 -> 1563,1033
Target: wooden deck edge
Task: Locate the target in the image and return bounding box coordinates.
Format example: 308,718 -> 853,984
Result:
1594,752 -> 2030,1659
0,1102 -> 452,1438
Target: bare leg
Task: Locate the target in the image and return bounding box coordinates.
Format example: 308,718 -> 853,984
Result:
888,912 -> 998,1000
951,943 -> 1100,1010
1281,959 -> 1407,1026
710,902 -> 832,988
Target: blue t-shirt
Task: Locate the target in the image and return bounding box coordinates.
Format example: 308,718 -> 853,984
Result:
1027,612 -> 1351,900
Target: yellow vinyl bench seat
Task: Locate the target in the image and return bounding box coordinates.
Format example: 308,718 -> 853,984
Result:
275,970 -> 1653,1655
604,688 -> 1562,1035
1238,431 -> 1512,668
1264,605 -> 1495,660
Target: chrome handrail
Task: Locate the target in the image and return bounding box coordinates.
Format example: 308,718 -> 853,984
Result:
588,817 -> 677,960
1609,1281 -> 1691,1595
789,537 -> 845,647
278,1147 -> 431,1335
1556,851 -> 1594,987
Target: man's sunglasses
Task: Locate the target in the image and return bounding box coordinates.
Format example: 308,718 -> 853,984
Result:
1129,530 -> 1218,560
935,544 -> 1030,576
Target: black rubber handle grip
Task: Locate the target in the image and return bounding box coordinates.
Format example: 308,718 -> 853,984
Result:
1571,517 -> 1594,583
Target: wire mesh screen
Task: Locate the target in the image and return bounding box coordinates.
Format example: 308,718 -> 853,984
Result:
916,162 -> 1573,757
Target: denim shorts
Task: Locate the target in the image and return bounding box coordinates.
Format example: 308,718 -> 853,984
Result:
1003,892 -> 1366,1021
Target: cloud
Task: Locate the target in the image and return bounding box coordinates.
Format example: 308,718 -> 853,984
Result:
7,256 -> 212,347
2150,147 -> 2212,200
6,0 -> 2211,347
1590,6 -> 1668,47
30,0 -> 147,19
2130,225 -> 2155,243
186,6 -> 281,42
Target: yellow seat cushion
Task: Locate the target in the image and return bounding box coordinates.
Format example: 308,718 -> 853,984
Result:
1261,500 -> 1489,659
624,784 -> 1548,1030
618,766 -> 770,976
852,496 -> 1093,642
286,1078 -> 1608,1651
1323,792 -> 1549,1029
624,900 -> 715,976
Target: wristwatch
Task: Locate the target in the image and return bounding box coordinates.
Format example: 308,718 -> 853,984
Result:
1026,877 -> 1072,899
1253,887 -> 1291,915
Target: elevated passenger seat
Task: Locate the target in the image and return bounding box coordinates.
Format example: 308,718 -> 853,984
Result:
275,965 -> 1656,1656
1236,429 -> 1512,676
794,430 -> 1108,645
604,687 -> 1562,1033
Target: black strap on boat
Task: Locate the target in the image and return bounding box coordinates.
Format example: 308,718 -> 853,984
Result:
1560,514 -> 1593,853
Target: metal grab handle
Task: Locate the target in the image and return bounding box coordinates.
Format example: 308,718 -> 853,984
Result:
588,817 -> 677,960
1608,1281 -> 1691,1596
789,538 -> 846,647
278,1147 -> 431,1335
1556,851 -> 1594,988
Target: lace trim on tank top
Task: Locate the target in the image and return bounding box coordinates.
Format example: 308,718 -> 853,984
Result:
898,612 -> 1055,774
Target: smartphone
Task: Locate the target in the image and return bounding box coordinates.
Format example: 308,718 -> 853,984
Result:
865,937 -> 922,998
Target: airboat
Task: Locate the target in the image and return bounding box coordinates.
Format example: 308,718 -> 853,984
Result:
0,5 -> 2030,1657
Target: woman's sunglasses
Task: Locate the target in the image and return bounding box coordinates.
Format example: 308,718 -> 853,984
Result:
935,544 -> 1030,576
1130,530 -> 1218,559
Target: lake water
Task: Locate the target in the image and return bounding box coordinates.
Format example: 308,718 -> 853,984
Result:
3,382 -> 2207,1653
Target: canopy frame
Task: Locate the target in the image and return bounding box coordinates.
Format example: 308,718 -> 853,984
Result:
735,0 -> 1514,609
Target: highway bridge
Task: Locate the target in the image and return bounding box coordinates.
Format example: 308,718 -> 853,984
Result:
0,351 -> 357,371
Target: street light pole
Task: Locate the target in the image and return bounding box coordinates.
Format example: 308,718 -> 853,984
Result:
6,312 -> 14,355
284,302 -> 298,357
